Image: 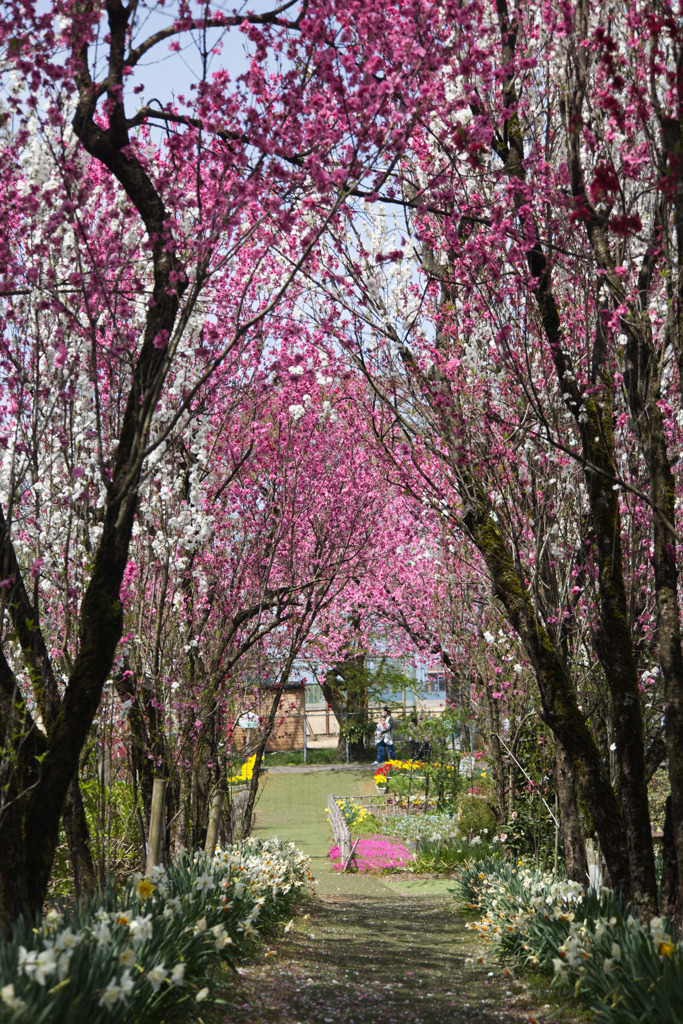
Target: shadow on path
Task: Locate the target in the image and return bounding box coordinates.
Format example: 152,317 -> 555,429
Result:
221,891 -> 565,1024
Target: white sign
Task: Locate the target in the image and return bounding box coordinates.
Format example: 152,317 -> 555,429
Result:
237,712 -> 259,729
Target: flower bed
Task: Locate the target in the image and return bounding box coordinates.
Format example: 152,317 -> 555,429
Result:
378,811 -> 460,845
372,758 -> 429,788
373,758 -> 463,812
329,836 -> 414,873
0,838 -> 313,1022
451,858 -> 683,1024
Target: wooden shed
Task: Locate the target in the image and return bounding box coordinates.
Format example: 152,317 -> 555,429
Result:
232,681 -> 306,752
263,681 -> 306,751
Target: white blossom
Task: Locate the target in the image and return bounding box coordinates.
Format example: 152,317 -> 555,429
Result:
147,964 -> 168,992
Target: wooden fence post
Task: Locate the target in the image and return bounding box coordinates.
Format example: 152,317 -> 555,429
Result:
145,779 -> 167,875
204,787 -> 226,856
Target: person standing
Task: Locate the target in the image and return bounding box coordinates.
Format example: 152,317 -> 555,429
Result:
380,707 -> 395,761
373,717 -> 387,766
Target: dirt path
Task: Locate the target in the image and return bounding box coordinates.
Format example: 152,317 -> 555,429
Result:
221,889 -> 570,1024
215,769 -> 579,1024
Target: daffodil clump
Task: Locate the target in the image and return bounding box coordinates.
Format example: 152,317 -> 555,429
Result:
0,838 -> 313,1023
227,753 -> 257,784
334,798 -> 370,830
452,858 -> 683,1024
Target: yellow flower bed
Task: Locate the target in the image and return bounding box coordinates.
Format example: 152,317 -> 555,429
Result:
374,759 -> 458,785
228,754 -> 257,784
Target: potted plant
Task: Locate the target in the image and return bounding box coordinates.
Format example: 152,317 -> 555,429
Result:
374,764 -> 389,794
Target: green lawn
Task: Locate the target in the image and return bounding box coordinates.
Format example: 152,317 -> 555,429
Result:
251,768 -> 394,895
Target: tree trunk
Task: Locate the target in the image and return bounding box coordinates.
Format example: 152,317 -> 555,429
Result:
320,631 -> 368,762
115,666 -> 157,822
62,776 -> 97,903
320,673 -> 349,761
484,7 -> 657,914
461,484 -> 633,895
661,796 -> 679,922
242,688 -> 284,836
581,401 -> 658,916
346,672 -> 369,761
627,381 -> 683,925
554,739 -> 588,883
0,278 -> 183,924
485,693 -> 507,825
170,770 -> 192,861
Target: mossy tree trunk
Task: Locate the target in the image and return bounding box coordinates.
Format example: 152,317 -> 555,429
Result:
460,482 -> 633,893
558,19 -> 683,916
492,0 -> 657,911
579,401 -> 657,915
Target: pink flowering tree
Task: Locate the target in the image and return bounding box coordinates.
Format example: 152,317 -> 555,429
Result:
116,339 -> 415,847
0,0 -> 458,924
301,0 -> 683,912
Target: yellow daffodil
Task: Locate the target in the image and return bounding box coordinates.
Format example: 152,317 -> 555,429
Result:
136,879 -> 156,900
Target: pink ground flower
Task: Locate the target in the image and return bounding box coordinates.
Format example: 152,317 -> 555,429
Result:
329,836 -> 414,873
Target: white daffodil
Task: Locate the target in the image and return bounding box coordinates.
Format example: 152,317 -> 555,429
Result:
163,896 -> 181,918
119,970 -> 135,999
53,928 -> 80,953
649,916 -> 669,945
99,979 -> 124,1010
211,924 -> 234,951
147,964 -> 168,992
170,963 -> 185,985
17,946 -> 37,978
1,984 -> 26,1012
92,920 -> 112,948
150,864 -> 166,883
552,958 -> 567,979
33,948 -> 58,986
129,914 -> 153,944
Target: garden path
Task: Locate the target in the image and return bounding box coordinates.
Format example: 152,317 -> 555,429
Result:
216,769 -> 580,1024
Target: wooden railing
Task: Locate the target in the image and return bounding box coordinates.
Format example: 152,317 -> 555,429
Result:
333,793 -> 420,816
327,793 -> 352,864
